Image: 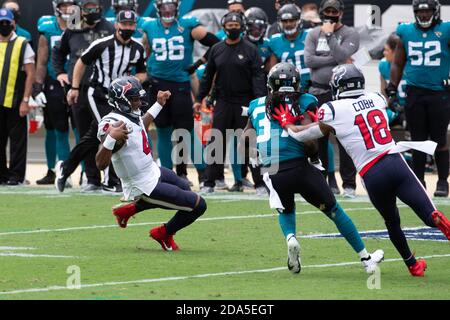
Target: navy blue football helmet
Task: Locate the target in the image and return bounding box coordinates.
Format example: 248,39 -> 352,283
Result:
108,77 -> 147,117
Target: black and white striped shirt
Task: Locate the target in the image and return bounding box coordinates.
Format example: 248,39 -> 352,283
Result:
81,34 -> 146,90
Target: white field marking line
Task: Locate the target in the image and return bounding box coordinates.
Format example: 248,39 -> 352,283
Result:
0,253 -> 449,296
300,226 -> 441,238
0,206 -> 391,237
0,246 -> 35,250
0,253 -> 76,258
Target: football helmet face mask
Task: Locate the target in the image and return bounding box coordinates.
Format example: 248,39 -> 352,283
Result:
413,0 -> 441,29
245,7 -> 268,42
266,62 -> 302,121
330,64 -> 365,100
108,77 -> 148,118
155,0 -> 179,24
53,0 -> 77,20
277,4 -> 302,36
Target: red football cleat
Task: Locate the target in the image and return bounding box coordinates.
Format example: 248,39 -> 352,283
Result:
432,211 -> 450,240
149,225 -> 179,251
408,259 -> 427,277
112,202 -> 137,228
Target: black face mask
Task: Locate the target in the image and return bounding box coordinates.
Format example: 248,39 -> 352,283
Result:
119,29 -> 134,41
320,14 -> 339,24
0,24 -> 13,37
83,12 -> 102,25
225,28 -> 241,41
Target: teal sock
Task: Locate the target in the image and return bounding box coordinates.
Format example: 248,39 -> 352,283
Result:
326,203 -> 365,253
278,210 -> 296,239
190,128 -> 206,171
55,130 -> 70,162
156,127 -> 174,169
231,137 -> 242,183
45,129 -> 57,169
328,141 -> 335,173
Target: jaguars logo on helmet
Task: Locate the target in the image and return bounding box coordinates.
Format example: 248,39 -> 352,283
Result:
108,77 -> 148,117
266,62 -> 302,121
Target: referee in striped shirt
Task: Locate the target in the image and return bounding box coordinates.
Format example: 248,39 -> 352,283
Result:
55,10 -> 147,193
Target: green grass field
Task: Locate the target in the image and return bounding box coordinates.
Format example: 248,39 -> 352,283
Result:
0,188 -> 449,300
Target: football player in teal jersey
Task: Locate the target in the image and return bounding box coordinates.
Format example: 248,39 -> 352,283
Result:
390,0 -> 450,197
244,7 -> 271,66
32,0 -> 77,185
141,0 -> 219,185
379,34 -> 407,125
267,4 -> 311,89
105,0 -> 150,42
243,62 -> 384,274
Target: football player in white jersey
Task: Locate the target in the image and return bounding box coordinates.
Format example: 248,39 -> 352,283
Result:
272,64 -> 450,276
96,76 -> 207,251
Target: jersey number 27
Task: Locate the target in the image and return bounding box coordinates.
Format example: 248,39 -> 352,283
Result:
354,110 -> 392,150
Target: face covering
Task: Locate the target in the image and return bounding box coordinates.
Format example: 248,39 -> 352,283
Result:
321,14 -> 339,24
0,24 -> 13,37
119,29 -> 134,41
83,12 -> 102,25
225,28 -> 241,41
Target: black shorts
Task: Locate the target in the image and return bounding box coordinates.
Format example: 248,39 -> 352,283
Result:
404,85 -> 450,148
146,77 -> 193,131
43,78 -> 70,132
269,158 -> 336,213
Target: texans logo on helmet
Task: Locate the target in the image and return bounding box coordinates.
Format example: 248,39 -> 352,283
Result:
122,83 -> 133,94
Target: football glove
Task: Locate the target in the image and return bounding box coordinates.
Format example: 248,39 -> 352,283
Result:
444,78 -> 450,91
306,110 -> 318,123
31,83 -> 47,107
273,104 -> 304,128
385,82 -> 398,100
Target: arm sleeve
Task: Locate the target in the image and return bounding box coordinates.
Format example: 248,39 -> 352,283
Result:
327,28 -> 360,64
250,45 -> 266,98
318,102 -> 335,124
304,30 -> 336,68
52,30 -> 71,76
196,46 -> 217,102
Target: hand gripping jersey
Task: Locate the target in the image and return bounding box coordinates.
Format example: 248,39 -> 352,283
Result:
248,93 -> 317,167
318,92 -> 396,174
268,30 -> 311,87
396,21 -> 450,91
97,112 -> 161,200
38,18 -> 66,80
142,15 -> 200,83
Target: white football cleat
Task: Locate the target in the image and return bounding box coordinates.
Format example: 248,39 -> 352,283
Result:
361,249 -> 384,274
287,234 -> 301,274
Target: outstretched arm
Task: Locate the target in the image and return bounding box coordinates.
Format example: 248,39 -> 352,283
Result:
284,122 -> 333,142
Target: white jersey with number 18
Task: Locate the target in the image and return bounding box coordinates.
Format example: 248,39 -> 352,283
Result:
318,92 -> 397,174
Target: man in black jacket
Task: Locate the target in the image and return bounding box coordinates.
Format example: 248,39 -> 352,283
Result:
53,0 -> 114,192
194,12 -> 266,194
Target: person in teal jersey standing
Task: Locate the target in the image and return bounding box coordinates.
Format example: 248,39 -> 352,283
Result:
244,7 -> 271,66
379,34 -> 408,126
389,0 -> 450,197
267,3 -> 311,89
106,0 -> 150,42
243,62 -> 384,275
32,0 -> 77,185
141,0 -> 219,186
2,0 -> 31,45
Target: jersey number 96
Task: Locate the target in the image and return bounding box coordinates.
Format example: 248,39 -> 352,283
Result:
153,36 -> 185,61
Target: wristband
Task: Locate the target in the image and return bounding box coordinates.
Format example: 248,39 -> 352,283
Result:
147,101 -> 163,119
71,87 -> 80,91
103,134 -> 116,151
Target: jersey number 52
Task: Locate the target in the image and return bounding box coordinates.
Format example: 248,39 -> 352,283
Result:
354,110 -> 392,150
